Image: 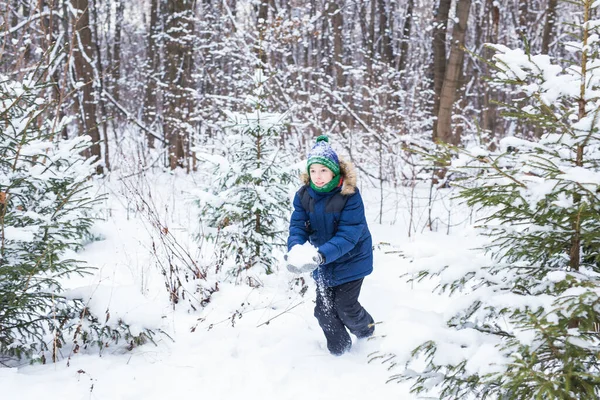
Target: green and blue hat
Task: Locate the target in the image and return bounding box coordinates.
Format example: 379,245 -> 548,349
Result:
306,135 -> 341,192
306,135 -> 340,175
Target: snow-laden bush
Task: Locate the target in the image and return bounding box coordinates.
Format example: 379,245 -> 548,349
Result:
196,70 -> 294,279
0,73 -> 153,362
399,2 -> 600,398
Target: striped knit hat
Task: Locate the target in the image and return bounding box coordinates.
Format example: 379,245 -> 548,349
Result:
306,135 -> 340,175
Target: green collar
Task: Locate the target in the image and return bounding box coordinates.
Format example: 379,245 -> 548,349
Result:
310,174 -> 341,193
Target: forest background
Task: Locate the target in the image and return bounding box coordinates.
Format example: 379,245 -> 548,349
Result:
2,0 -> 563,182
3,0 -> 599,399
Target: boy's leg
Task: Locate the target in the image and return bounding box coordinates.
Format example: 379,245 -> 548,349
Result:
314,283 -> 352,355
332,278 -> 375,338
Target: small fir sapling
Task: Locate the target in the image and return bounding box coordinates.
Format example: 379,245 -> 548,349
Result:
0,72 -> 154,362
397,2 -> 600,399
196,70 -> 294,278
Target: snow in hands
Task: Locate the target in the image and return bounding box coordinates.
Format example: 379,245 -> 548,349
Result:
286,242 -> 319,274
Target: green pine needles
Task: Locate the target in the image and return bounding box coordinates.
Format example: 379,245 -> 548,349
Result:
400,1 -> 600,398
0,72 -> 98,359
197,70 -> 294,278
0,70 -> 154,363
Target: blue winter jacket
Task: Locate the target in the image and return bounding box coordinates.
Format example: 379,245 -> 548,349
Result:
287,160 -> 373,287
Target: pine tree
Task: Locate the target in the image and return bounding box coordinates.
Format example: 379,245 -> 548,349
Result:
399,1 -> 600,398
0,71 -> 98,359
0,69 -> 154,362
197,70 -> 294,277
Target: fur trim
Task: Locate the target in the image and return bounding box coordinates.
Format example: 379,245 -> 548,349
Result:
301,157 -> 357,195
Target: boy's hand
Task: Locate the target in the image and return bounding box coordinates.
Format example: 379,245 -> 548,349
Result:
313,252 -> 325,265
284,252 -> 325,274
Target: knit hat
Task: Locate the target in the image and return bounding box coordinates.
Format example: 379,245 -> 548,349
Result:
306,135 -> 340,176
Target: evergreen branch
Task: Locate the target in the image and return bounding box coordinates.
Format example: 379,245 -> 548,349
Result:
459,150 -> 527,188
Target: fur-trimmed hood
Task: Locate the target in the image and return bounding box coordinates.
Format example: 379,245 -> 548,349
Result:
300,158 -> 357,195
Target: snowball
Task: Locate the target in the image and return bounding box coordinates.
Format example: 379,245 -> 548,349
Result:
287,242 -> 319,267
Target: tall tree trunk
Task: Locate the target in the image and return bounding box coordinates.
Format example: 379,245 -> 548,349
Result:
364,0 -> 376,125
541,0 -> 558,54
517,0 -> 528,36
398,0 -> 413,72
90,0 -> 110,171
257,0 -> 268,68
378,0 -> 393,64
367,0 -> 376,77
142,0 -> 160,148
40,0 -> 67,140
431,0 -> 452,140
162,0 -> 194,170
327,1 -> 344,88
435,0 -> 471,146
71,0 -> 103,174
482,0 -> 499,142
310,0 -> 318,70
112,0 -> 124,103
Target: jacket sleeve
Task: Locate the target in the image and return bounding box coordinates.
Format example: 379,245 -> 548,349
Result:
287,190 -> 309,251
318,190 -> 367,264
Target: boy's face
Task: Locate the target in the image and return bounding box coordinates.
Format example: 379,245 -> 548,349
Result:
309,163 -> 335,187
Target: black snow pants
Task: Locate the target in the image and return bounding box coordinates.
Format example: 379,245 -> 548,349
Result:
314,278 -> 374,355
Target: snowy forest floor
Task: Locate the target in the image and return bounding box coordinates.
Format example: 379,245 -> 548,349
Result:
2,166 -> 479,400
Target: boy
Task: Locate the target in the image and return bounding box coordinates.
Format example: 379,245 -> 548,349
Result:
287,135 -> 374,355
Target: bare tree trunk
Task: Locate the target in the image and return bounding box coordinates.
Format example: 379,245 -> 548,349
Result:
327,1 -> 344,88
162,0 -> 194,170
90,0 -> 110,171
541,0 -> 558,54
364,0 -> 376,125
398,0 -> 413,72
435,0 -> 471,146
517,0 -> 528,36
378,0 -> 393,64
431,0 -> 452,140
257,0 -> 268,68
142,0 -> 160,148
366,0 -> 376,77
112,0 -> 124,103
482,0 -> 499,143
39,0 -> 68,139
71,0 -> 103,174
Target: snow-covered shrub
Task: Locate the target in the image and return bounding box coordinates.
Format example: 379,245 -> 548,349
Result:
119,171 -> 219,311
399,2 -> 600,398
196,70 -> 294,278
0,73 -> 95,359
0,73 -> 153,362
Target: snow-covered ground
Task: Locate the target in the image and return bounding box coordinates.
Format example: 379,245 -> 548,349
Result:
2,168 -> 479,400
